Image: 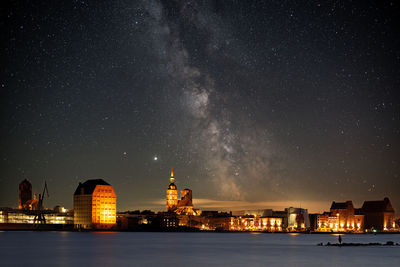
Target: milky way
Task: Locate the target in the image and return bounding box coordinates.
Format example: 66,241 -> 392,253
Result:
144,1 -> 281,201
0,1 -> 399,212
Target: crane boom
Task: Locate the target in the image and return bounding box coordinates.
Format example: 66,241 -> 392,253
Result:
34,181 -> 50,226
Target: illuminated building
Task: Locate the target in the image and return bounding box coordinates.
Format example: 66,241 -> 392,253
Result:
166,169 -> 178,211
229,216 -> 283,231
19,179 -> 32,209
312,212 -> 330,232
310,200 -> 370,232
328,214 -> 339,231
198,211 -> 232,230
362,197 -> 396,231
330,201 -> 356,231
272,210 -> 289,228
0,207 -> 73,225
117,210 -> 159,230
354,208 -> 365,231
232,209 -> 273,217
286,207 -> 309,231
73,179 -> 117,229
53,205 -> 67,213
161,215 -> 179,228
260,217 -> 283,231
176,189 -> 201,215
165,169 -> 200,216
311,201 -> 365,232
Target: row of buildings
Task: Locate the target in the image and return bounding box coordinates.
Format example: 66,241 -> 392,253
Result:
0,179 -> 73,228
0,171 -> 398,232
309,198 -> 396,232
118,170 -> 398,232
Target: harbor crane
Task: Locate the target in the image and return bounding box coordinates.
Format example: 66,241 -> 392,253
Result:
33,181 -> 49,225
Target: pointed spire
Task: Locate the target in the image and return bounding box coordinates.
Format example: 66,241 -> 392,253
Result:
170,168 -> 175,183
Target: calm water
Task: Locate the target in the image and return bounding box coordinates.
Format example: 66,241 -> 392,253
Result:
0,232 -> 399,266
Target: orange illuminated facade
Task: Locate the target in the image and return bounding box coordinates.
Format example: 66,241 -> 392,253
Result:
330,201 -> 356,231
229,216 -> 283,231
316,198 -> 397,232
166,169 -> 178,211
166,169 -> 200,216
73,179 -> 116,229
313,201 -> 365,232
176,189 -> 201,215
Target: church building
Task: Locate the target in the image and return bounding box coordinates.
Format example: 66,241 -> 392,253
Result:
166,169 -> 200,216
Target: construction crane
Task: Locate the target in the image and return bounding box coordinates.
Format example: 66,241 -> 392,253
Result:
33,181 -> 49,225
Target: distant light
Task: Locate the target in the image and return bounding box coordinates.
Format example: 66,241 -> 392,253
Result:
154,156 -> 158,161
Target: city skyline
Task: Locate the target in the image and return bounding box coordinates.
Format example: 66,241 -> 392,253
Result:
3,171 -> 399,215
2,176 -> 397,233
1,1 -> 399,213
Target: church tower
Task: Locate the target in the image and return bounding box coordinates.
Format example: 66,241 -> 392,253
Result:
166,169 -> 178,211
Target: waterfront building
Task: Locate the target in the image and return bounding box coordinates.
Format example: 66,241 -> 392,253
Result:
0,207 -> 73,226
327,214 -> 339,231
330,200 -> 356,231
313,212 -> 330,231
165,169 -> 200,216
18,179 -> 32,209
118,210 -> 158,230
73,179 -> 117,229
311,212 -> 353,232
311,201 -> 364,232
232,209 -> 273,217
160,213 -> 179,228
286,207 -> 309,231
272,210 -> 289,229
362,197 -> 396,231
198,211 -> 232,230
311,197 -> 396,232
260,217 -> 283,231
354,208 -> 365,231
229,215 -> 283,231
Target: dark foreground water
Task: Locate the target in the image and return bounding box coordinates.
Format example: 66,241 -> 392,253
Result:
0,232 -> 399,266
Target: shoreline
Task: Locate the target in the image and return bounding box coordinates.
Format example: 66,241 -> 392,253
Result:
1,225 -> 399,234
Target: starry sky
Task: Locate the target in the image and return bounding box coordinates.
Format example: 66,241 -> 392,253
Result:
1,0 -> 399,213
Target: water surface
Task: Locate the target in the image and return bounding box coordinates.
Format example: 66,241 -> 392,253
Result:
0,232 -> 399,266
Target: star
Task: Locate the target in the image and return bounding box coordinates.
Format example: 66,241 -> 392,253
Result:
0,0 -> 398,213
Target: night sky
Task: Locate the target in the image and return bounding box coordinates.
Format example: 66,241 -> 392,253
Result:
1,1 -> 399,213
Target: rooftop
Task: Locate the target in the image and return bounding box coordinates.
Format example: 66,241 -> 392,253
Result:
330,201 -> 353,210
74,179 -> 110,195
362,197 -> 394,213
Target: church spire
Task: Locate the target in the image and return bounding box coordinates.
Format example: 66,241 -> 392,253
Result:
170,168 -> 175,183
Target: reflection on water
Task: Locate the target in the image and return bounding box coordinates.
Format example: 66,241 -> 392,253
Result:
249,232 -> 262,235
288,233 -> 300,236
0,232 -> 399,266
93,231 -> 118,235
